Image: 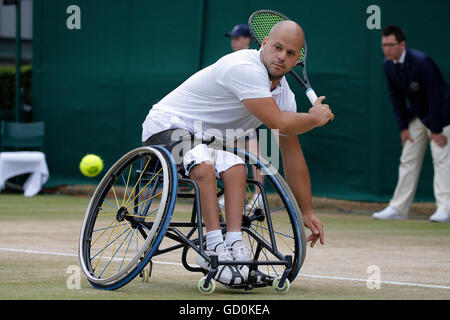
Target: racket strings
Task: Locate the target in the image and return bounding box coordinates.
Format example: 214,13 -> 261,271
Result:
249,12 -> 306,63
250,13 -> 285,45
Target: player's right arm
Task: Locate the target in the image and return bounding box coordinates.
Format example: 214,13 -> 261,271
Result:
243,96 -> 333,135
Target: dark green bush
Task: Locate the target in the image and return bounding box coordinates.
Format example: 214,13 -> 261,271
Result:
0,65 -> 32,110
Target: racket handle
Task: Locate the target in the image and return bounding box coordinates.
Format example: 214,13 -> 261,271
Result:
305,88 -> 318,105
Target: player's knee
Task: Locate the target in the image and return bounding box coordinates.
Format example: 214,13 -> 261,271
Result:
189,161 -> 215,183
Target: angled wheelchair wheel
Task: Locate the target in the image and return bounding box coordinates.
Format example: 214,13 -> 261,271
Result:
236,149 -> 307,283
78,146 -> 177,290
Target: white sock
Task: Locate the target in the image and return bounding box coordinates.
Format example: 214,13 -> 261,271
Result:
225,232 -> 242,249
206,230 -> 223,251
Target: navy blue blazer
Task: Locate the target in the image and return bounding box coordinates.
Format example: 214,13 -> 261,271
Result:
383,48 -> 450,134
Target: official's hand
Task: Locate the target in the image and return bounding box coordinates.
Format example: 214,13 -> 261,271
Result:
308,96 -> 334,127
302,212 -> 324,248
400,129 -> 414,146
430,132 -> 448,148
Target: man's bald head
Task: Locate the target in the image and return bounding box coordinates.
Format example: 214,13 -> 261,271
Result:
267,20 -> 305,52
260,20 -> 305,80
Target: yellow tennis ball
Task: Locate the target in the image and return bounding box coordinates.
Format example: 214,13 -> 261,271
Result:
79,154 -> 104,177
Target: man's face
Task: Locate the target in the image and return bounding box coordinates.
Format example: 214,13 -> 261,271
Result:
231,36 -> 251,51
260,32 -> 303,80
381,35 -> 406,61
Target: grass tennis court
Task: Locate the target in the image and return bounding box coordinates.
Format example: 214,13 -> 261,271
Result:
1,193 -> 449,300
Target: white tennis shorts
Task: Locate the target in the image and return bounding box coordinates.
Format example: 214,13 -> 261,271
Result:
183,144 -> 246,178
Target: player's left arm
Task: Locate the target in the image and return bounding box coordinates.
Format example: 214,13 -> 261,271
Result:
278,134 -> 324,247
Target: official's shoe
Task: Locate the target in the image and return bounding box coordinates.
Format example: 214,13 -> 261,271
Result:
196,242 -> 244,285
372,206 -> 406,220
429,211 -> 450,223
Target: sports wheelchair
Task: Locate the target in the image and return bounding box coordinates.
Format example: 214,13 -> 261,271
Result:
78,138 -> 307,294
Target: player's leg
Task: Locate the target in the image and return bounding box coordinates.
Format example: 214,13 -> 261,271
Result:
215,151 -> 251,279
185,145 -> 244,285
219,163 -> 247,232
189,161 -> 221,232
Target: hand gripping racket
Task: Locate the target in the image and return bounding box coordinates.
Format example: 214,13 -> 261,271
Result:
248,10 -> 319,105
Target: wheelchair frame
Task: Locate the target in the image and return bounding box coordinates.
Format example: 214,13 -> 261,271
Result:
78,145 -> 306,294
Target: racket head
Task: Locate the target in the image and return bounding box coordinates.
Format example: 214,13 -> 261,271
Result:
248,10 -> 306,64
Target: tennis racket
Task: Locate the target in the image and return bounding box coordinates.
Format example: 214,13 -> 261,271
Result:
248,9 -> 318,105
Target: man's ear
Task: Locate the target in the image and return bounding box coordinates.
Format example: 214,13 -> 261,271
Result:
261,37 -> 267,47
400,40 -> 406,48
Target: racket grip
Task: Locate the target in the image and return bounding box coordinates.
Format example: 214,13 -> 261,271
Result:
305,88 -> 318,105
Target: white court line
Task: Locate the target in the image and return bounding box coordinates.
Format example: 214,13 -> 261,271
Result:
1,247 -> 449,290
0,247 -> 181,266
298,273 -> 450,290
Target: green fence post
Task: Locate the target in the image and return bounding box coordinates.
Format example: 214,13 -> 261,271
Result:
15,0 -> 22,122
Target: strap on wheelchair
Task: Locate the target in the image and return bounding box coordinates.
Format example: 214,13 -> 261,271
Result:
143,128 -> 218,176
143,129 -> 217,151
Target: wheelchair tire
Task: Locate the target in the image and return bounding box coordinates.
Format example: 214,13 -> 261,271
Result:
237,149 -> 307,283
78,146 -> 177,290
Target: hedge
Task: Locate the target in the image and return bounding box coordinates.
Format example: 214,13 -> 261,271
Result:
0,65 -> 32,111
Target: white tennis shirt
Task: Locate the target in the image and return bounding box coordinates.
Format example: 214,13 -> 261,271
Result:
142,49 -> 297,141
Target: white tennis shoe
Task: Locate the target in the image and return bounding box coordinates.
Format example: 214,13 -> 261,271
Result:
196,242 -> 244,286
229,240 -> 251,280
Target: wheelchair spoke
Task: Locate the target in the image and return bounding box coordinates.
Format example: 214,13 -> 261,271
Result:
96,213 -> 117,217
91,219 -> 145,278
120,164 -> 133,207
103,198 -> 119,210
127,176 -> 161,211
123,158 -> 153,208
117,226 -> 136,272
92,221 -> 119,271
138,177 -> 157,216
111,185 -> 121,210
90,219 -> 117,247
100,227 -> 134,278
125,171 -> 162,211
91,222 -> 131,261
126,191 -> 162,217
103,220 -> 121,277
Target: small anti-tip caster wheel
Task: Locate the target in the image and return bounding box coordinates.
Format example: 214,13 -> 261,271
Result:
273,276 -> 290,293
140,261 -> 152,283
198,276 -> 216,294
141,268 -> 149,283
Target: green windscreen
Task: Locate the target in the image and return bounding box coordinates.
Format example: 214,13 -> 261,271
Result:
32,0 -> 449,202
